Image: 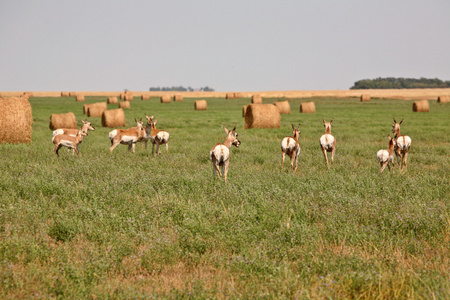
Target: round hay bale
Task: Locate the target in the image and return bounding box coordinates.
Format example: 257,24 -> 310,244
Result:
161,95 -> 171,103
413,99 -> 429,112
102,109 -> 126,128
226,93 -> 235,99
87,105 -> 107,117
195,100 -> 207,110
119,93 -> 125,100
242,105 -> 248,117
141,94 -> 150,101
83,102 -> 107,115
251,95 -> 262,104
69,92 -> 77,97
234,92 -> 243,99
300,102 -> 316,113
61,91 -> 70,97
76,95 -> 85,102
174,94 -> 183,102
273,101 -> 291,114
0,97 -> 32,144
119,101 -> 130,109
244,104 -> 280,129
125,94 -> 134,101
360,94 -> 371,102
438,96 -> 450,103
107,96 -> 118,104
49,112 -> 77,130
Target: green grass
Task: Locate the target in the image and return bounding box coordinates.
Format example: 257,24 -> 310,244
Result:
0,96 -> 449,299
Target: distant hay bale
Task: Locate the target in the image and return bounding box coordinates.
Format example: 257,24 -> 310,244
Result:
76,95 -> 85,102
161,95 -> 171,103
174,95 -> 183,102
141,94 -> 150,100
69,92 -> 77,97
413,99 -> 429,112
119,93 -> 125,100
119,101 -> 130,109
49,112 -> 77,130
107,96 -> 118,104
242,105 -> 248,117
0,97 -> 32,144
360,94 -> 371,102
300,102 -> 316,113
226,93 -> 235,99
252,95 -> 262,104
244,104 -> 280,129
273,101 -> 291,114
234,92 -> 243,99
438,96 -> 449,103
195,100 -> 207,110
61,91 -> 70,97
83,102 -> 107,115
102,109 -> 126,128
125,94 -> 134,101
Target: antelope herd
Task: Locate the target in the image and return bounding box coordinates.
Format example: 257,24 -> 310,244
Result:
51,116 -> 412,180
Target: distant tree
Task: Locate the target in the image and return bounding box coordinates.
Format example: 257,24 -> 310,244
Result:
350,77 -> 450,89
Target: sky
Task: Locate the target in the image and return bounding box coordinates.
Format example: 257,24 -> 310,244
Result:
1,0 -> 449,92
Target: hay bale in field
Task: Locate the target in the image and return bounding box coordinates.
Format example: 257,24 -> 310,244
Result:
300,102 -> 316,113
69,92 -> 77,97
273,101 -> 291,114
0,97 -> 32,144
160,95 -> 171,103
87,105 -> 107,117
413,99 -> 429,112
244,104 -> 280,129
83,102 -> 107,115
61,91 -> 70,97
438,96 -> 450,103
141,94 -> 150,101
125,94 -> 134,101
252,94 -> 262,104
360,94 -> 371,102
119,101 -> 130,109
102,109 -> 126,128
226,93 -> 235,99
49,112 -> 77,130
107,96 -> 118,104
174,94 -> 183,102
234,92 -> 243,99
119,93 -> 125,100
242,105 -> 248,117
195,100 -> 207,110
76,95 -> 85,102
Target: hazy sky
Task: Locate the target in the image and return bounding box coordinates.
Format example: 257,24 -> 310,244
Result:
1,0 -> 449,92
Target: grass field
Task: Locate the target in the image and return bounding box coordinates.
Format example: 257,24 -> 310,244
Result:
1,96 -> 449,299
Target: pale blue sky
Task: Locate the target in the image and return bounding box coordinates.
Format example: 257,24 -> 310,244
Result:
1,0 -> 449,92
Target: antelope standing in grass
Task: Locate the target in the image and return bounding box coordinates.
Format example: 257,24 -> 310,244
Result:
377,134 -> 395,173
109,118 -> 145,153
392,118 -> 412,170
210,126 -> 241,183
145,115 -> 170,155
53,119 -> 95,154
319,118 -> 336,167
281,124 -> 301,171
52,128 -> 87,156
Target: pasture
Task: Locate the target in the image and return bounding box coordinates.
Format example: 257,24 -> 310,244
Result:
0,95 -> 449,298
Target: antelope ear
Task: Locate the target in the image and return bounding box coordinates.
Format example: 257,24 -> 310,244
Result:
223,126 -> 229,134
399,119 -> 404,125
330,118 -> 334,124
232,125 -> 236,132
393,118 -> 397,123
297,124 -> 300,131
322,118 -> 326,123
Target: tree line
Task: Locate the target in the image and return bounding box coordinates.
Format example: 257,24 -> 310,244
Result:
350,77 -> 450,89
149,86 -> 215,92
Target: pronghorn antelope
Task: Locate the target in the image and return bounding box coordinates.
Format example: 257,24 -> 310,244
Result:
145,115 -> 170,155
109,118 -> 145,153
392,118 -> 412,170
52,128 -> 87,156
377,134 -> 395,173
210,126 -> 241,182
281,124 -> 301,171
319,118 -> 336,167
52,119 -> 95,154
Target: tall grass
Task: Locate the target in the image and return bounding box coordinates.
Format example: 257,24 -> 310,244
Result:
0,96 -> 448,298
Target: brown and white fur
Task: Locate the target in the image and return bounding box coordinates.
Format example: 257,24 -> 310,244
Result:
281,124 -> 301,171
109,118 -> 145,153
392,118 -> 412,170
319,118 -> 336,167
145,115 -> 170,155
52,129 -> 87,156
53,119 -> 95,154
210,126 -> 241,183
377,134 -> 395,173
